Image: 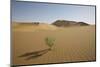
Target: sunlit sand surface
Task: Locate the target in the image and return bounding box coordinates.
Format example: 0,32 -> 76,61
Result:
12,23 -> 95,65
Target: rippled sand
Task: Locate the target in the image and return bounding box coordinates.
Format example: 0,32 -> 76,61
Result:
12,23 -> 96,65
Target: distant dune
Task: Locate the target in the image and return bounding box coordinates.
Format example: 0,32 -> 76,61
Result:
12,20 -> 89,31
12,22 -> 58,31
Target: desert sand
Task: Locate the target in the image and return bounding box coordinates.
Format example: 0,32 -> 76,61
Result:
12,23 -> 96,65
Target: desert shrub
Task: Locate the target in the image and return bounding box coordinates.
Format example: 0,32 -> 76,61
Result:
33,22 -> 39,25
45,37 -> 55,48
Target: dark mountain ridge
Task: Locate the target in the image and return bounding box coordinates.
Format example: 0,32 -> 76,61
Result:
52,20 -> 89,27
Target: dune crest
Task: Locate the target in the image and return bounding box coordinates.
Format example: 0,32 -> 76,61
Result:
13,22 -> 58,31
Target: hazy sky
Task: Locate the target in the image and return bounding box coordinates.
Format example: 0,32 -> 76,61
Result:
12,0 -> 96,24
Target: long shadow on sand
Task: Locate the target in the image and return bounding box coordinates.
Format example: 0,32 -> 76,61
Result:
18,48 -> 51,60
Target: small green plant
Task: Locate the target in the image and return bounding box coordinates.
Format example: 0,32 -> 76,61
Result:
45,37 -> 55,49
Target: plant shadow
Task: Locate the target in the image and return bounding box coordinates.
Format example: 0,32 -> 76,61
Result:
18,48 -> 51,60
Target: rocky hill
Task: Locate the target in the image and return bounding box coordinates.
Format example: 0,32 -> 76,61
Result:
52,20 -> 89,27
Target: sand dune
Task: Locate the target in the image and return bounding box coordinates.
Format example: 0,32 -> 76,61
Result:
13,22 -> 58,31
12,23 -> 95,65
